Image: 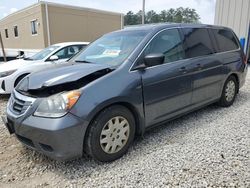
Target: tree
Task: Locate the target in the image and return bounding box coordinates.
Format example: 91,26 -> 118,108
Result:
124,11 -> 143,25
136,10 -> 144,24
174,7 -> 185,23
146,10 -> 161,23
124,7 -> 200,26
182,8 -> 200,23
124,11 -> 137,25
159,10 -> 168,22
166,8 -> 176,23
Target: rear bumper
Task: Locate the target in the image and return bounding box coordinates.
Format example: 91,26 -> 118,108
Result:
5,112 -> 88,161
239,64 -> 248,89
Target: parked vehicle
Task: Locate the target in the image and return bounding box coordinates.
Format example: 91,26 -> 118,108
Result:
2,24 -> 248,162
0,42 -> 89,94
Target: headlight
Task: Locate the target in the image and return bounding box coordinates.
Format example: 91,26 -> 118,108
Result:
34,90 -> 81,118
0,70 -> 17,78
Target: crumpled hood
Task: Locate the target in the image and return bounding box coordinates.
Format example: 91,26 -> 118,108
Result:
24,63 -> 112,90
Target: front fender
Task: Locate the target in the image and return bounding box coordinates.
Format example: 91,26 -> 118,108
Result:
70,68 -> 145,135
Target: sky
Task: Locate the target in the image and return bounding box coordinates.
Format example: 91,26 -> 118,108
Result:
0,0 -> 216,24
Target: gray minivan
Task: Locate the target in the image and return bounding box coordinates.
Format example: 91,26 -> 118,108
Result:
2,23 -> 248,162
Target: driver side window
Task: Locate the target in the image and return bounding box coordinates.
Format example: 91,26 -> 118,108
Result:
145,29 -> 185,64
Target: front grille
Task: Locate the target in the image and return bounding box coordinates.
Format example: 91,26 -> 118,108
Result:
1,81 -> 5,91
10,93 -> 32,115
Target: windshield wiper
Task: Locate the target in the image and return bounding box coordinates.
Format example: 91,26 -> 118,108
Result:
75,60 -> 94,64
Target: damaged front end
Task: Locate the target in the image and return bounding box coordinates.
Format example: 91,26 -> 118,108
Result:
12,63 -> 113,118
16,69 -> 112,97
15,63 -> 113,97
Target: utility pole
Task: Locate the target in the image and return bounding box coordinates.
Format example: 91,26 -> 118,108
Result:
142,0 -> 145,24
0,32 -> 7,62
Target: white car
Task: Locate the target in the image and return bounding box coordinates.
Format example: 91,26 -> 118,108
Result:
0,42 -> 89,94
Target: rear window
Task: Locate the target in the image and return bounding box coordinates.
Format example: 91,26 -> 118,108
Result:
182,28 -> 214,58
212,29 -> 239,52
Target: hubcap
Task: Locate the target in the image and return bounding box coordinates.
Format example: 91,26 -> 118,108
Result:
100,116 -> 130,154
225,80 -> 236,102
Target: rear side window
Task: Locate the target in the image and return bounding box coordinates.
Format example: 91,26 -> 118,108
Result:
212,29 -> 239,52
182,28 -> 214,58
144,29 -> 185,64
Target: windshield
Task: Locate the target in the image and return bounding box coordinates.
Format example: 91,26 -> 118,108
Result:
27,45 -> 60,61
74,30 -> 148,66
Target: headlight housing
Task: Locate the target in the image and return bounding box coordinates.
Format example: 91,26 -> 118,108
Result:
34,90 -> 81,118
0,70 -> 17,78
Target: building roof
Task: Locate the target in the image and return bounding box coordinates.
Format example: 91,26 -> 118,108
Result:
0,1 -> 123,23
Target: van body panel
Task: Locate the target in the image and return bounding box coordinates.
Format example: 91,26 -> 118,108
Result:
5,23 -> 248,161
141,60 -> 194,127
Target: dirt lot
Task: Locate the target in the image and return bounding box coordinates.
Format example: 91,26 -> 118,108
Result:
0,71 -> 250,187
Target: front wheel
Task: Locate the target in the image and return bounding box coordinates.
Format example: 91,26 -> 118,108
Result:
85,105 -> 135,162
218,76 -> 238,107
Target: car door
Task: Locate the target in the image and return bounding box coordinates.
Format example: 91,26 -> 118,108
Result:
181,28 -> 224,105
139,28 -> 194,127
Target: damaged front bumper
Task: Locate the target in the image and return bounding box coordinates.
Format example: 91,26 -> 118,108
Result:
4,90 -> 89,161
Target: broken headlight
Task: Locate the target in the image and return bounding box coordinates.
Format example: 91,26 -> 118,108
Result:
34,90 -> 81,118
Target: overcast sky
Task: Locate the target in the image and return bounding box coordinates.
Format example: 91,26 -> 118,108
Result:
0,0 -> 216,24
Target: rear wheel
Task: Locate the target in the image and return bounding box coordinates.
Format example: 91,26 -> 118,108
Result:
85,105 -> 135,162
218,76 -> 238,107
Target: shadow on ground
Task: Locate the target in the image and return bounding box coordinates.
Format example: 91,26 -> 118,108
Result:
0,94 -> 10,101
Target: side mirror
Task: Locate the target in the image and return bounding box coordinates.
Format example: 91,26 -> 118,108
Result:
144,53 -> 165,67
49,55 -> 59,61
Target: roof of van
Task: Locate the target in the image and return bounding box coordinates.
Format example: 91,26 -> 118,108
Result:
123,23 -> 230,32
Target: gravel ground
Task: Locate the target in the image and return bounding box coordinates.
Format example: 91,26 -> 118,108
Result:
0,72 -> 250,188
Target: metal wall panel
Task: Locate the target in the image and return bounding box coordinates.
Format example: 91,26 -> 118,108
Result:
215,0 -> 250,51
242,0 -> 250,38
222,0 -> 230,26
228,0 -> 236,29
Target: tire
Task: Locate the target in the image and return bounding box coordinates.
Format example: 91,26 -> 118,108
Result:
14,74 -> 29,87
85,105 -> 135,162
218,75 -> 238,107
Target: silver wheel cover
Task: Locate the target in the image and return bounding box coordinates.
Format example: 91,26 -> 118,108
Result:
100,116 -> 130,154
225,80 -> 236,102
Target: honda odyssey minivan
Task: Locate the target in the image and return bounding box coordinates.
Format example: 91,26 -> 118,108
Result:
2,23 -> 248,162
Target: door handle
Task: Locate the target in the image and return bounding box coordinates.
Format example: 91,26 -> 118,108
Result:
179,66 -> 187,74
